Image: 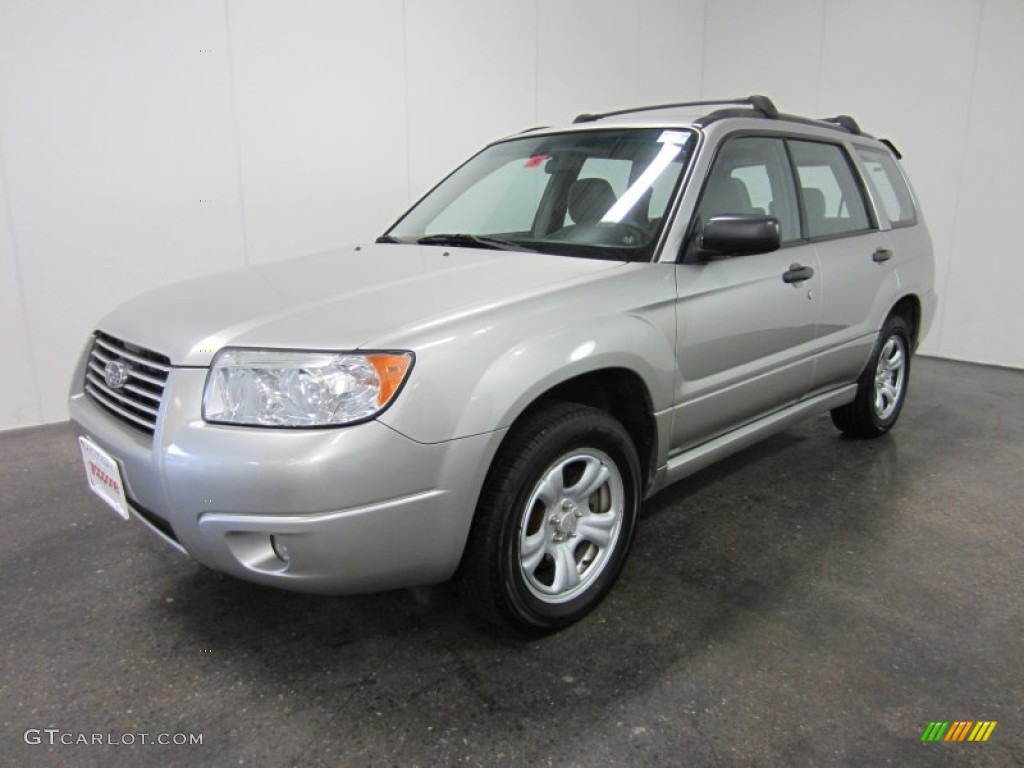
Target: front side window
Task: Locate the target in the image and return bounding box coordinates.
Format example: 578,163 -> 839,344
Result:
386,129 -> 695,261
788,140 -> 872,239
696,136 -> 801,244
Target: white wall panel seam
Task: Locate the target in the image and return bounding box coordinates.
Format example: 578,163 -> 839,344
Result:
0,139 -> 44,421
935,0 -> 987,356
0,140 -> 42,418
699,0 -> 709,97
224,0 -> 251,267
634,3 -> 642,99
815,0 -> 829,113
534,0 -> 541,123
401,0 -> 413,204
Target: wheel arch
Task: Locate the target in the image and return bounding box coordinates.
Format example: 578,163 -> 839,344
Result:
889,294 -> 922,350
511,367 -> 658,494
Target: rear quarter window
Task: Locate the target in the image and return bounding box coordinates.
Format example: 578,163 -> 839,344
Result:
855,146 -> 917,228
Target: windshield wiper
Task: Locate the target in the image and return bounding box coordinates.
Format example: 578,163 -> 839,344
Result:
415,233 -> 536,252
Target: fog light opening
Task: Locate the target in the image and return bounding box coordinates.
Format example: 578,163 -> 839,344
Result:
270,535 -> 290,564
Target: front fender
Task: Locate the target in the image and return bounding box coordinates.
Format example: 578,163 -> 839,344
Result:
377,264 -> 678,444
455,312 -> 677,440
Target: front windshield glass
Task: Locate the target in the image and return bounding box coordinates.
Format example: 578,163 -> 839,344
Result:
385,128 -> 695,261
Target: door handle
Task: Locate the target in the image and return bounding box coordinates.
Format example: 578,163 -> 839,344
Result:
782,263 -> 814,284
872,248 -> 893,263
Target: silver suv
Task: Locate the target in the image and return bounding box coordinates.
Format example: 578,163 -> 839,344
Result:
69,96 -> 936,633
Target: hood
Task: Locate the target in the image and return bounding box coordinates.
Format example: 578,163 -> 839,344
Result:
99,243 -> 624,365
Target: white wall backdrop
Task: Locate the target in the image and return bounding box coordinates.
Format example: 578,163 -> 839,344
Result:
1,0 -> 1021,430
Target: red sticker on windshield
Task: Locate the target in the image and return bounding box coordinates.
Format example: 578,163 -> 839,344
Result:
524,154 -> 548,169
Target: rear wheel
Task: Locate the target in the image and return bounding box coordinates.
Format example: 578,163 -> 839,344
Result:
456,403 -> 641,634
831,315 -> 911,438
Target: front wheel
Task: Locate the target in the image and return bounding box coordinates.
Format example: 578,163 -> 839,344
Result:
455,403 -> 641,634
831,315 -> 912,438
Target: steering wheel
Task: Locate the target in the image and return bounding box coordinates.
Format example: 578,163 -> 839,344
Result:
550,220 -> 649,246
606,220 -> 649,246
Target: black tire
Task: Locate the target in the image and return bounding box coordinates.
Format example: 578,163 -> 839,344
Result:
455,402 -> 641,634
831,315 -> 912,439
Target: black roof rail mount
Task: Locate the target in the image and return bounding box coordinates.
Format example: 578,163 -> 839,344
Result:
747,95 -> 779,119
821,114 -> 862,135
573,95 -> 779,124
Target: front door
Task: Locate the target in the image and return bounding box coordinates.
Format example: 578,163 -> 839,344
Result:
670,136 -> 820,452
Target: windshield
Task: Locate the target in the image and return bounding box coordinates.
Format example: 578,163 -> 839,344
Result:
384,128 -> 695,261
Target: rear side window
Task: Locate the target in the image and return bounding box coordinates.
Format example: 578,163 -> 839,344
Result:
855,146 -> 917,227
788,140 -> 872,239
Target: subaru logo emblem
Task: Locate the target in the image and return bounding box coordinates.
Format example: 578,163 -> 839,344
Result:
104,360 -> 129,389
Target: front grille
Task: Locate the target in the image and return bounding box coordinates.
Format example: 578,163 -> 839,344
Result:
84,332 -> 171,435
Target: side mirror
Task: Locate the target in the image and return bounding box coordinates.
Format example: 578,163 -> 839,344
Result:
687,214 -> 781,262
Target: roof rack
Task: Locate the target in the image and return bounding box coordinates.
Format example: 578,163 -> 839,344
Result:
572,95 -> 778,124
691,108 -> 871,140
571,96 -> 875,141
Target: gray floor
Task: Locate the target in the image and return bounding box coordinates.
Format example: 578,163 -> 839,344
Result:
1,357 -> 1021,768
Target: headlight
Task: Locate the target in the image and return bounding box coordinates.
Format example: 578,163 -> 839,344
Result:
202,349 -> 414,427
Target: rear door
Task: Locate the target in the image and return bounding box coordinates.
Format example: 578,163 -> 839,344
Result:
787,139 -> 897,393
671,136 -> 820,451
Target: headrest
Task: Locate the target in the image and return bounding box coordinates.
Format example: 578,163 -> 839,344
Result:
703,176 -> 753,216
803,187 -> 826,221
568,178 -> 617,224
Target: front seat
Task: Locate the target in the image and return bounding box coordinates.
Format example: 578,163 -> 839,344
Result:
700,176 -> 754,218
567,178 -> 617,224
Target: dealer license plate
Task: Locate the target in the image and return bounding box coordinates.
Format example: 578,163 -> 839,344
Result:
78,437 -> 130,520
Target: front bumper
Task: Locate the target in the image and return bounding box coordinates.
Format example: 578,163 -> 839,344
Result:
69,364 -> 504,594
